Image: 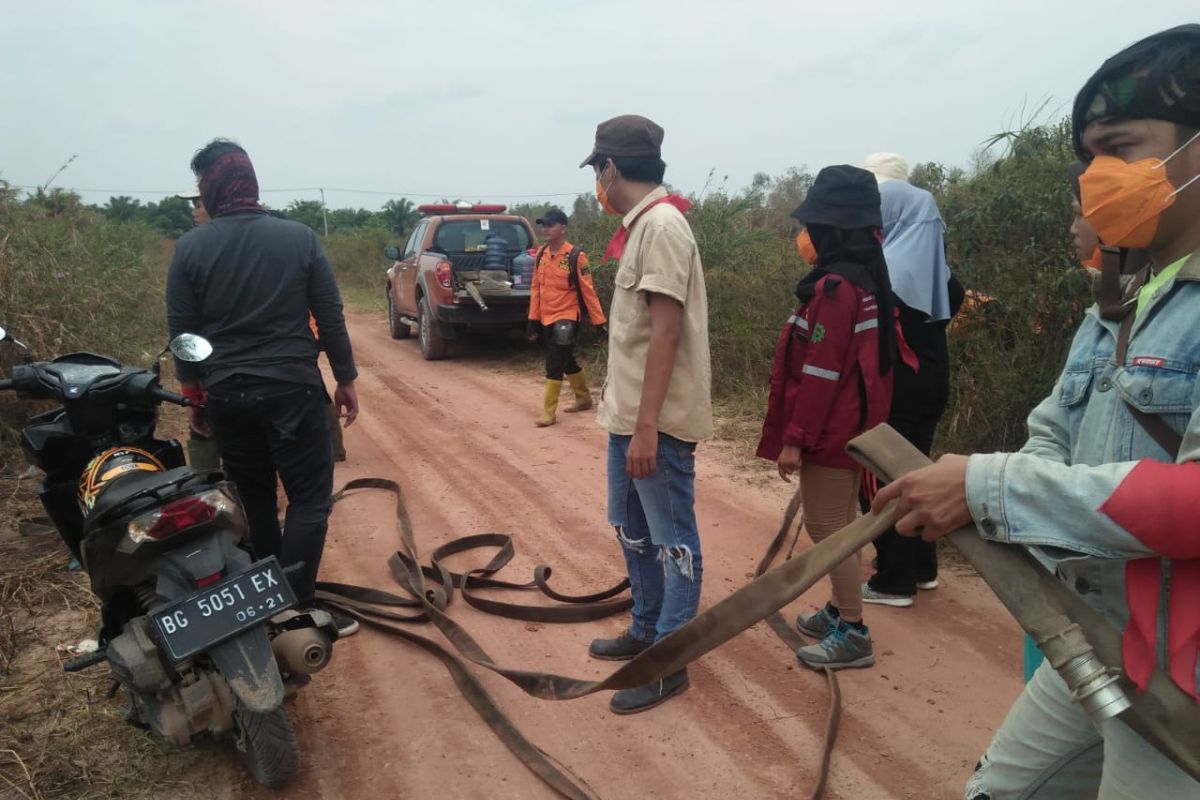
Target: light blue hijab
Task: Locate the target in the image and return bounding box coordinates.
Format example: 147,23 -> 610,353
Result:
875,177 -> 954,321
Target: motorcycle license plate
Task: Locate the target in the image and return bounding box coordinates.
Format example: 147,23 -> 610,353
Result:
151,557 -> 297,662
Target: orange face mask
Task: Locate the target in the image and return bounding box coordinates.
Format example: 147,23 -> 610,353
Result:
1080,130 -> 1200,249
1081,244 -> 1102,271
795,229 -> 818,264
595,165 -> 619,216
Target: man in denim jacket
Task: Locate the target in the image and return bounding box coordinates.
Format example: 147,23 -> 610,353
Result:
875,25 -> 1200,799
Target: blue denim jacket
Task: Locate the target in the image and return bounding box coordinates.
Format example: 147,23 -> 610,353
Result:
965,249 -> 1200,696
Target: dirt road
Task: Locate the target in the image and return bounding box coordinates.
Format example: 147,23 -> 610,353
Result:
231,309 -> 1024,800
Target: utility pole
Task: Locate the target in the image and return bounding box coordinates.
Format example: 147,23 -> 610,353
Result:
319,188 -> 329,236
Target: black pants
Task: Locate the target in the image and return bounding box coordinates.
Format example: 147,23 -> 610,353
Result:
544,320 -> 581,380
206,377 -> 333,605
546,344 -> 581,380
867,363 -> 947,596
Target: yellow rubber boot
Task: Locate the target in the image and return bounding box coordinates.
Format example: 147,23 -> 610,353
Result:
536,379 -> 562,427
564,370 -> 593,413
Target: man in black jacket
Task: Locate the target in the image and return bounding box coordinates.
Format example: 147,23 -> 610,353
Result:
166,139 -> 359,635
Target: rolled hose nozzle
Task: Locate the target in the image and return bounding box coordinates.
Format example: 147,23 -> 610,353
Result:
1062,651 -> 1132,723
1039,622 -> 1131,724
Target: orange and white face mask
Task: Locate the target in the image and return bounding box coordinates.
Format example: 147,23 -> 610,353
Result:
1080,129 -> 1200,249
795,228 -> 818,264
595,163 -> 620,216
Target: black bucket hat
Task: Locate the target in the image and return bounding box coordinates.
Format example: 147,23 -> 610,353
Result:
791,165 -> 882,230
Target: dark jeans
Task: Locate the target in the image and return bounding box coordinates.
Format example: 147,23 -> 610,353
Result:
206,376 -> 333,605
868,362 -> 946,596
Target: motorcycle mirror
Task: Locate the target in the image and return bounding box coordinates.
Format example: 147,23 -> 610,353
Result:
0,325 -> 33,360
168,334 -> 214,363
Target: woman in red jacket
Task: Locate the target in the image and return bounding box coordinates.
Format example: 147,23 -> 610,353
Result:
757,164 -> 908,670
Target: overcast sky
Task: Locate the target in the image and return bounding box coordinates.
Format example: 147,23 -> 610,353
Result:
0,1 -> 1192,211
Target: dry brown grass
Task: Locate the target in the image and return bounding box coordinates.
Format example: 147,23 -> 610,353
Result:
0,479 -> 212,800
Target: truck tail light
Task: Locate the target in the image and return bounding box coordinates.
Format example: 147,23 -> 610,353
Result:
435,260 -> 452,289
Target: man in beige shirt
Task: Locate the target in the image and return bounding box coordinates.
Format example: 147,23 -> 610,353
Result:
579,115 -> 713,715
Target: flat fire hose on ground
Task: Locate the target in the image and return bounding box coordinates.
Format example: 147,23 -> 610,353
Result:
846,424 -> 1200,782
316,477 -> 891,799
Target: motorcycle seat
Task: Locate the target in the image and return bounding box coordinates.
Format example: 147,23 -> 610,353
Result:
86,466 -> 205,527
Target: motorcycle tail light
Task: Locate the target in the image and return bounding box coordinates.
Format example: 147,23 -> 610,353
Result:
127,488 -> 239,544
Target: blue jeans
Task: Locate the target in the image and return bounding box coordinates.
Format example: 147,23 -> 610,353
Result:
607,433 -> 702,642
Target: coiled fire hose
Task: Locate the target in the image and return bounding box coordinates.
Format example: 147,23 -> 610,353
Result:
317,475 -> 893,799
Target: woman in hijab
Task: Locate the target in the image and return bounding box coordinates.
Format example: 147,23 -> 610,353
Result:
756,165 -> 911,670
860,153 -> 964,607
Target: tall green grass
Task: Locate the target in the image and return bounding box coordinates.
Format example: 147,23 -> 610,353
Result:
2,118 -> 1095,460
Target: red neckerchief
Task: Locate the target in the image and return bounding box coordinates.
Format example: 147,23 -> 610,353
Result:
604,194 -> 693,261
1099,459 -> 1200,701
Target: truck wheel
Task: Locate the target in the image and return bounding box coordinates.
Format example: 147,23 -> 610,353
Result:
388,292 -> 411,339
418,297 -> 449,361
234,700 -> 300,789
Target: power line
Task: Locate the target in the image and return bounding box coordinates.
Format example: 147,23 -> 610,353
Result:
7,183 -> 583,199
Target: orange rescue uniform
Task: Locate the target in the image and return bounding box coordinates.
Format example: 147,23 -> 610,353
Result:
528,242 -> 607,327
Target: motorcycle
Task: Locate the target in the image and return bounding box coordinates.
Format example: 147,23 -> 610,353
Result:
0,325 -> 337,788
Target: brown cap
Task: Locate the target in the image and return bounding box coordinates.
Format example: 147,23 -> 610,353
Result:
579,114 -> 664,168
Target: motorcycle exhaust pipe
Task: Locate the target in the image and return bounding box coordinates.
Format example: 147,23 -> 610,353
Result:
272,627 -> 332,676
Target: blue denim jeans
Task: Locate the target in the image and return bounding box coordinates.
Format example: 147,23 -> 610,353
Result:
607,433 -> 702,642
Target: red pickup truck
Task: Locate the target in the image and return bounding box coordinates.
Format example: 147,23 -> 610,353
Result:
385,203 -> 536,360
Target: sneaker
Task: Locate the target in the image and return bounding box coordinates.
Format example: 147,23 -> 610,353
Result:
588,628 -> 653,661
796,622 -> 875,670
796,603 -> 840,639
610,669 -> 689,714
861,583 -> 915,607
328,608 -> 360,638
916,578 -> 940,591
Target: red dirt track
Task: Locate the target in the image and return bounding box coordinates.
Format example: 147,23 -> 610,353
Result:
229,309 -> 1022,800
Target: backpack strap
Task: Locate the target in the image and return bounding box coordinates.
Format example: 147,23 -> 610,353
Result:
1115,313 -> 1184,458
567,247 -> 590,325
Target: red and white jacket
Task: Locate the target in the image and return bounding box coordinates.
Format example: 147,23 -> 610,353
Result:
757,274 -> 906,470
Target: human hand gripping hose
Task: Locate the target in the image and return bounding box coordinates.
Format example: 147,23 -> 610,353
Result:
316,477 -> 899,799
845,424 -> 1200,782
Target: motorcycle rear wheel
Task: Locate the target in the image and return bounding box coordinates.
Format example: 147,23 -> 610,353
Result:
234,700 -> 300,788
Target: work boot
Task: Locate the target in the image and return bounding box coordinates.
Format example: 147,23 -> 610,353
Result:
796,621 -> 875,671
609,669 -> 689,715
327,402 -> 347,462
536,379 -> 562,427
564,370 -> 593,413
796,602 -> 840,639
588,628 -> 653,661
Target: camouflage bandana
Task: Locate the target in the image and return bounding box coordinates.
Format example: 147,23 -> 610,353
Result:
1072,24 -> 1200,160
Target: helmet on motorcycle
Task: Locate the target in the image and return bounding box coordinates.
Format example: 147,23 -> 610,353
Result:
78,447 -> 165,514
